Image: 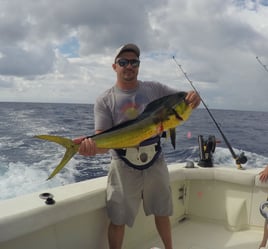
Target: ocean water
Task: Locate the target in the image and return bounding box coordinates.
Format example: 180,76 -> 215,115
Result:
0,102 -> 268,201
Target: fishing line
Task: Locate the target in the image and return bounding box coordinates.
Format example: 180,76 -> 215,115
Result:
172,56 -> 247,169
256,56 -> 268,73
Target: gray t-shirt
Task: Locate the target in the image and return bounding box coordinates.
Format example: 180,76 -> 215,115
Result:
94,80 -> 178,131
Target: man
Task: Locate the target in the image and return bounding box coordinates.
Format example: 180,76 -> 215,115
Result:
75,43 -> 201,249
259,165 -> 268,249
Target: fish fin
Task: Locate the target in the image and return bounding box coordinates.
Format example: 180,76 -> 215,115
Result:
143,92 -> 187,115
34,135 -> 79,180
46,147 -> 78,180
169,128 -> 176,149
35,135 -> 75,147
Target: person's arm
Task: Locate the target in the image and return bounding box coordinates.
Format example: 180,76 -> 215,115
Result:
259,165 -> 268,182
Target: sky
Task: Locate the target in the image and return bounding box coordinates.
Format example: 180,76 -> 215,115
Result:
0,0 -> 268,111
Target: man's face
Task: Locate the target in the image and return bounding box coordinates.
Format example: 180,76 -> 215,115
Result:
113,51 -> 140,83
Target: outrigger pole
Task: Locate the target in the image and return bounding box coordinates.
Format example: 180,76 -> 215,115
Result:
256,56 -> 268,73
172,56 -> 247,169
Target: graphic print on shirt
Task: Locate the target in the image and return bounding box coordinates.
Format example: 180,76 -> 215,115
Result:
117,93 -> 148,123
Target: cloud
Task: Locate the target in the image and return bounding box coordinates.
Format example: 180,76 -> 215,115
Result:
0,78 -> 14,88
0,0 -> 267,111
0,46 -> 55,76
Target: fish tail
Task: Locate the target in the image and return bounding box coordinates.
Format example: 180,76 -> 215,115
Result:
34,135 -> 79,180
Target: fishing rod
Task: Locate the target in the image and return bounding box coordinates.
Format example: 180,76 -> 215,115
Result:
256,56 -> 268,73
172,56 -> 247,169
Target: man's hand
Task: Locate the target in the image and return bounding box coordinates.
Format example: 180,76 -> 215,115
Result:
185,91 -> 201,109
259,166 -> 268,183
73,137 -> 98,156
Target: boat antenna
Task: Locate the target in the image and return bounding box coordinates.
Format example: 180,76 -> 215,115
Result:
256,56 -> 268,73
172,56 -> 247,169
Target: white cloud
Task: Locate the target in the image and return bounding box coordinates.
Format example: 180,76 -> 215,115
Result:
0,0 -> 267,111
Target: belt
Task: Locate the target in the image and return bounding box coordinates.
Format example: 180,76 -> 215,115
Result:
115,137 -> 162,170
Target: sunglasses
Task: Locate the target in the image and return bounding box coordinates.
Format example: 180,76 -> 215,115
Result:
116,58 -> 140,68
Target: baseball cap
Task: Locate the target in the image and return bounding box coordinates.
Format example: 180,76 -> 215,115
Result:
114,43 -> 140,61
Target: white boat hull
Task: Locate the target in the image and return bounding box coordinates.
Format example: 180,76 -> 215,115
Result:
0,163 -> 266,249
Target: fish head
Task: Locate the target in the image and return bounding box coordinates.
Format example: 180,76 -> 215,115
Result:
162,92 -> 193,122
173,97 -> 192,121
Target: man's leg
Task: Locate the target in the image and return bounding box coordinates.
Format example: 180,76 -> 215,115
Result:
155,215 -> 173,249
259,220 -> 268,248
108,222 -> 125,249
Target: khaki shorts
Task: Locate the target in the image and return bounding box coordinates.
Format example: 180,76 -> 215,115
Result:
106,154 -> 173,227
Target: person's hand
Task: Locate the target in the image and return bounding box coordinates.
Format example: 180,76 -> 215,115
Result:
73,137 -> 97,156
185,91 -> 201,109
259,166 -> 268,182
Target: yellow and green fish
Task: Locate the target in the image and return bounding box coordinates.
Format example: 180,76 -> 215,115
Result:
35,91 -> 192,180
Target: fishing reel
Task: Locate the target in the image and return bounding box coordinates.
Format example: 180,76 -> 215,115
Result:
198,135 -> 216,167
235,152 -> 247,165
259,201 -> 268,221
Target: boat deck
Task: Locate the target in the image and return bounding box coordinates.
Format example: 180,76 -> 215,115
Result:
140,219 -> 262,249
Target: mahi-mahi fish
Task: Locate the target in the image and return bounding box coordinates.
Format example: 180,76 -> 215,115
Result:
35,91 -> 192,180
